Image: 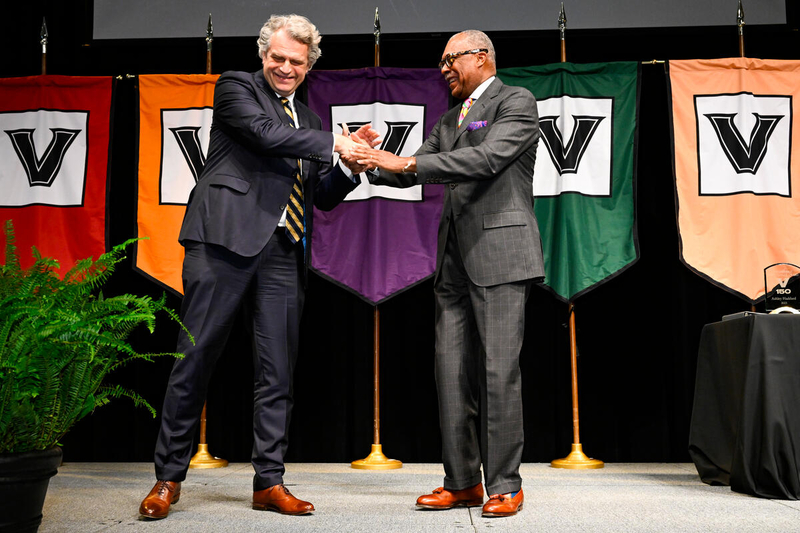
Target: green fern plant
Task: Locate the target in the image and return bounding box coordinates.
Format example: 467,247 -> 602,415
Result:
0,220 -> 191,454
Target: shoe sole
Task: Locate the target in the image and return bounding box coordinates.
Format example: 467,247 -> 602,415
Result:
416,500 -> 484,510
138,494 -> 180,519
252,503 -> 314,515
139,513 -> 168,520
482,502 -> 523,517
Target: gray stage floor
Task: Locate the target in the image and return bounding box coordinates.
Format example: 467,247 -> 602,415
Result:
41,462 -> 800,532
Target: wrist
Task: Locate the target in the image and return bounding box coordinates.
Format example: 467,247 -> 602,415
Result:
402,157 -> 416,173
333,133 -> 347,153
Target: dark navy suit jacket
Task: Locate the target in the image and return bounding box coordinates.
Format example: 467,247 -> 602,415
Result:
179,70 -> 358,268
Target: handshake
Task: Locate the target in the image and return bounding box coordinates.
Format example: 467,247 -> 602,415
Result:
333,124 -> 417,175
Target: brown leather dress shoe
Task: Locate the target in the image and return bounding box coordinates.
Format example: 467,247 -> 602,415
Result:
416,483 -> 484,509
253,484 -> 314,515
481,489 -> 524,517
139,480 -> 181,519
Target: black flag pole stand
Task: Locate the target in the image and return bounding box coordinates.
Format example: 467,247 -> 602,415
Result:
351,8 -> 402,470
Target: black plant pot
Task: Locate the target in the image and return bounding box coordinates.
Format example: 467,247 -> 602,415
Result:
0,447 -> 62,533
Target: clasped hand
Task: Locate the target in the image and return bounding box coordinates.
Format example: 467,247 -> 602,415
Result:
350,144 -> 415,174
334,124 -> 381,174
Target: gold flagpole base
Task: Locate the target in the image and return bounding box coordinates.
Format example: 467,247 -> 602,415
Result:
351,444 -> 402,470
189,444 -> 229,469
550,443 -> 604,469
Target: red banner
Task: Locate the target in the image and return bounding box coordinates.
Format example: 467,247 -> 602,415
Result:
0,75 -> 112,272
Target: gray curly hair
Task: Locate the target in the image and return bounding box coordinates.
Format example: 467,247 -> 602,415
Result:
256,14 -> 322,68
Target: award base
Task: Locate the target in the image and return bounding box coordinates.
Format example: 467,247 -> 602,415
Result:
351,445 -> 402,470
189,444 -> 229,469
770,306 -> 800,314
551,444 -> 604,469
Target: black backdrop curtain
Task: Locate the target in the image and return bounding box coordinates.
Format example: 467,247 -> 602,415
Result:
2,1 -> 798,464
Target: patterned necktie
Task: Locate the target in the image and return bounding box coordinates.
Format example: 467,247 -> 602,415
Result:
457,98 -> 474,127
280,97 -> 304,244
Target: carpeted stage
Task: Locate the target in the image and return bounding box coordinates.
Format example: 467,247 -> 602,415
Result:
40,462 -> 800,532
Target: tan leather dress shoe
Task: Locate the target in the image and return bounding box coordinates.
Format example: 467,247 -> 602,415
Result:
416,483 -> 484,509
139,480 -> 181,519
481,489 -> 524,517
253,484 -> 314,515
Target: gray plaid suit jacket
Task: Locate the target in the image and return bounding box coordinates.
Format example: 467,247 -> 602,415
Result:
373,77 -> 544,287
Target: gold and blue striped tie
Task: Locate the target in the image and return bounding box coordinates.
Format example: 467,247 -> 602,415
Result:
280,97 -> 304,244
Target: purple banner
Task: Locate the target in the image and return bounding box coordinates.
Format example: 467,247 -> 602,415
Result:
307,67 -> 449,304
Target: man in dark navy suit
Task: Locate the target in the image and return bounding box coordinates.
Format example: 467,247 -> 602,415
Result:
139,14 -> 377,519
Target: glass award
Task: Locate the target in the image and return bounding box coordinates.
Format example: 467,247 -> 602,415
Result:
763,263 -> 800,313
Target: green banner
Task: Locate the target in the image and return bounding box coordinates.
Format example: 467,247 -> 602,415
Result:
498,61 -> 639,302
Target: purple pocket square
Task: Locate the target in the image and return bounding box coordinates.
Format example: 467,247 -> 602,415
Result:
467,120 -> 488,131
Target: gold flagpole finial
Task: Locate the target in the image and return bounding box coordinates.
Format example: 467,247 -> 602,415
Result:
40,17 -> 48,75
374,7 -> 381,67
40,17 -> 48,51
374,7 -> 381,45
206,14 -> 214,74
737,0 -> 745,31
737,0 -> 745,57
206,13 -> 214,52
558,3 -> 567,62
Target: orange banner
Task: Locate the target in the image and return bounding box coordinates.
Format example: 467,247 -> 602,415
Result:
136,74 -> 218,294
669,58 -> 800,303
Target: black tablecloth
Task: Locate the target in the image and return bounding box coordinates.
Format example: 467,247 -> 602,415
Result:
689,314 -> 800,500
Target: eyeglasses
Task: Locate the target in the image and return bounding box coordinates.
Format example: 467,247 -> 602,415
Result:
437,48 -> 488,69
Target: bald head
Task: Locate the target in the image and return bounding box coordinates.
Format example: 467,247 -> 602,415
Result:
440,30 -> 496,99
450,30 -> 496,72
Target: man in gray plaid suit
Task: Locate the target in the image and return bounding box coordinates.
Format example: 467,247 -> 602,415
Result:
351,29 -> 543,517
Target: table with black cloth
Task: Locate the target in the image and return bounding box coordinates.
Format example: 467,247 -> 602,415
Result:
689,313 -> 800,500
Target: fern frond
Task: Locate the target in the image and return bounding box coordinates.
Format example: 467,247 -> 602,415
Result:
0,222 -> 185,453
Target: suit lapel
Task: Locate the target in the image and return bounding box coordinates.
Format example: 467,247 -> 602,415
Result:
254,71 -> 308,180
295,103 -> 315,182
448,78 -> 503,149
254,71 -> 293,127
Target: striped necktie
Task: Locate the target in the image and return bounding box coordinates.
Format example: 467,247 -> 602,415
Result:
457,98 -> 474,127
280,97 -> 304,244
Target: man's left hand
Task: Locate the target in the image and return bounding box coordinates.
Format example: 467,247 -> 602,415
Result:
349,123 -> 381,149
339,123 -> 382,174
352,145 -> 415,174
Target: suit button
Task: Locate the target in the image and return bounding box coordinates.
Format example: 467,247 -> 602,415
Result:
279,204 -> 286,210
450,184 -> 457,189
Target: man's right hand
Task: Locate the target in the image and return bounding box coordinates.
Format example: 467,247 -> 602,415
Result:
336,123 -> 380,174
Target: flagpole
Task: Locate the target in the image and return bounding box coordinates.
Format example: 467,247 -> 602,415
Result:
558,3 -> 567,63
352,7 -> 401,471
737,0 -> 746,58
190,13 -> 228,470
206,14 -> 213,75
374,7 -> 380,68
550,5 -> 603,471
738,8 -> 755,315
40,18 -> 48,75
551,304 -> 603,469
